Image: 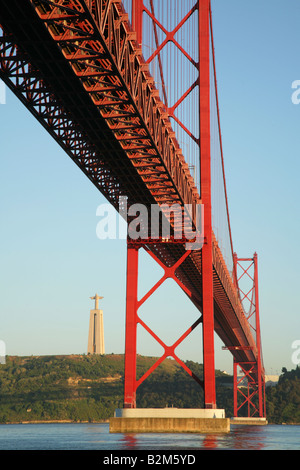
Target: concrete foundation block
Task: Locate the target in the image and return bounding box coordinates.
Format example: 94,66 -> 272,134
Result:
231,417 -> 268,425
109,408 -> 230,433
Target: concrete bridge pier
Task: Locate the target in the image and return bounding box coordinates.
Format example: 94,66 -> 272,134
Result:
109,408 -> 230,433
231,417 -> 268,425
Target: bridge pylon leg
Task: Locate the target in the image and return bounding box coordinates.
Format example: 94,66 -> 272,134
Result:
124,243 -> 139,408
132,0 -> 143,48
199,0 -> 216,409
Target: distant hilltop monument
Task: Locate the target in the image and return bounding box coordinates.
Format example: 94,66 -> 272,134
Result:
87,294 -> 105,355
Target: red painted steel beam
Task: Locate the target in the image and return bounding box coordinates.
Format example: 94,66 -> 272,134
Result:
149,0 -> 168,108
132,0 -> 143,47
253,253 -> 264,417
198,0 -> 216,409
124,244 -> 139,408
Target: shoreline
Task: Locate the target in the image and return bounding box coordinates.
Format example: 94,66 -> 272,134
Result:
1,419 -> 110,425
1,420 -> 299,426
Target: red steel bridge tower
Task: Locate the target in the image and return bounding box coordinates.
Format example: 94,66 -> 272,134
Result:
123,0 -> 216,410
232,253 -> 266,418
0,0 -> 266,418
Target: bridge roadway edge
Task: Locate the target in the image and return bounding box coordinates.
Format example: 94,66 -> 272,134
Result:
109,408 -> 230,433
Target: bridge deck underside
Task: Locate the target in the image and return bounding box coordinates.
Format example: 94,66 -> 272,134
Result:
0,0 -> 258,372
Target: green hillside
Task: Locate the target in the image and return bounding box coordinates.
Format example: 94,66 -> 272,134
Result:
0,354 -> 232,423
265,366 -> 300,424
0,355 -> 299,424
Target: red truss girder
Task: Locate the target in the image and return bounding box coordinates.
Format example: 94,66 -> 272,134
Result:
30,0 -> 200,214
0,23 -> 129,211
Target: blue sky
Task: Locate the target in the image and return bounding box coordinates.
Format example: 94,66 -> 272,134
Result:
1,0 -> 299,377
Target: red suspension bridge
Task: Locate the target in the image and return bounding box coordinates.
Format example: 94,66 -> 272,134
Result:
0,0 -> 266,418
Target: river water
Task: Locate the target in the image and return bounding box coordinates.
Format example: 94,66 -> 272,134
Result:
0,422 -> 299,451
